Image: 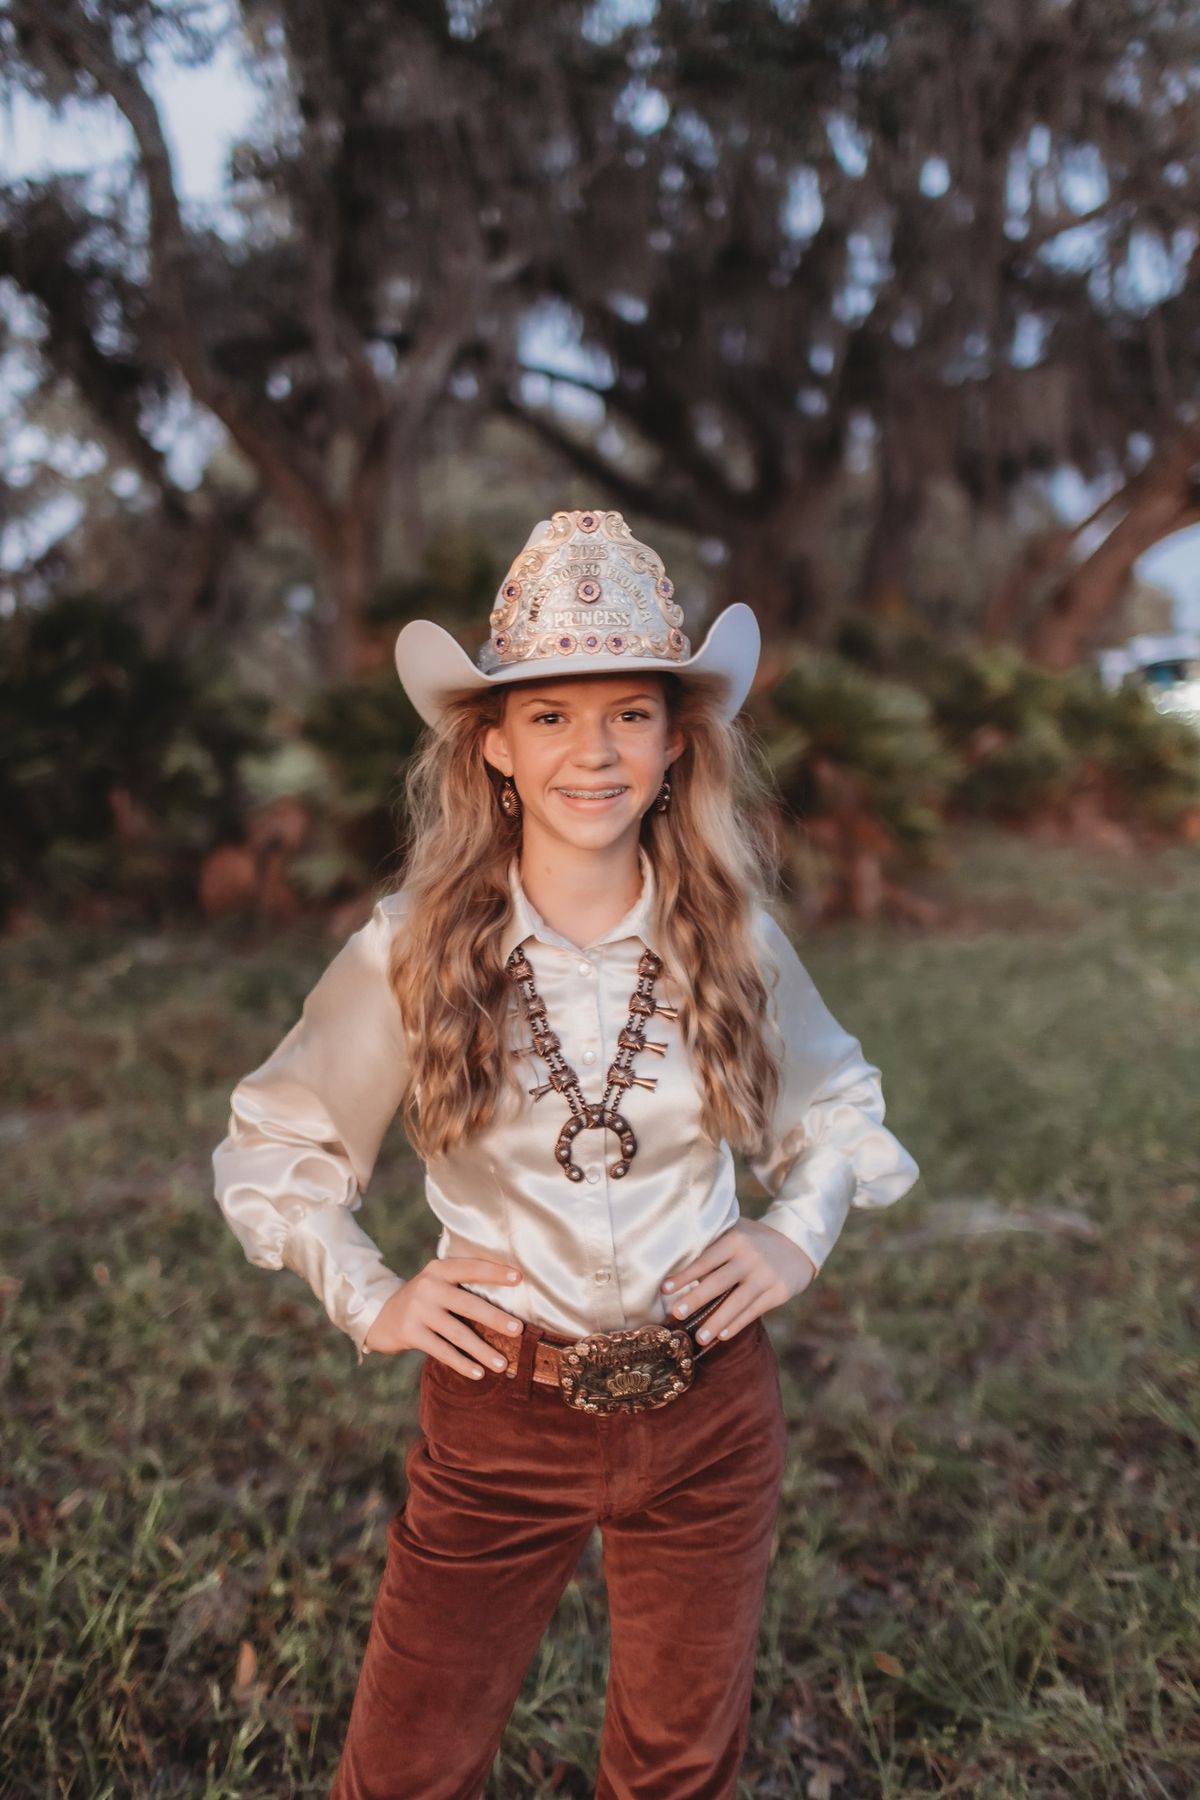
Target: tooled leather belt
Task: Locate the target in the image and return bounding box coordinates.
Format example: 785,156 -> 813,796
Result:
469,1288 -> 734,1415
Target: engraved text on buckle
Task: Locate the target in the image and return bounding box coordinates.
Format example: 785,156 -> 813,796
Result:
558,1324 -> 696,1414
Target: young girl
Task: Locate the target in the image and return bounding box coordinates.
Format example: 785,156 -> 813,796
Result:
212,508 -> 920,1800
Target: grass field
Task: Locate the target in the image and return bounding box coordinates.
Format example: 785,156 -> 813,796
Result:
2,825 -> 1197,1798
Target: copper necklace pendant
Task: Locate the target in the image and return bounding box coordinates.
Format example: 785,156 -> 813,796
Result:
505,945 -> 678,1180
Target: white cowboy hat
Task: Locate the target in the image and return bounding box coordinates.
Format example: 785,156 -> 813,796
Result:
394,508 -> 760,727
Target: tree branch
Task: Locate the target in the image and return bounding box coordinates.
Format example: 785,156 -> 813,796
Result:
22,1 -> 343,553
495,389 -> 703,533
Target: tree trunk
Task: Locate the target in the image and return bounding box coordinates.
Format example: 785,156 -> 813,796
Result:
320,513 -> 387,679
721,494 -> 833,646
980,517 -> 1081,646
855,463 -> 925,624
1024,427 -> 1200,668
318,425 -> 398,679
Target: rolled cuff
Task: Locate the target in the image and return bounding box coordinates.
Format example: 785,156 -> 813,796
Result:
758,1145 -> 858,1273
760,1133 -> 920,1274
275,1202 -> 407,1365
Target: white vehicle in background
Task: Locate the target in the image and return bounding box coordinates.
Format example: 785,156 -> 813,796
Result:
1097,631 -> 1200,730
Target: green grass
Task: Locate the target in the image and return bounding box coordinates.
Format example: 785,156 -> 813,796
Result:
2,825 -> 1197,1797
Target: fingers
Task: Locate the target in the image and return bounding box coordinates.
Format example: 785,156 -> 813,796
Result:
661,1238 -> 730,1296
436,1258 -> 524,1287
690,1275 -> 769,1342
694,1297 -> 761,1344
366,1263 -> 526,1360
419,1263 -> 526,1377
664,1257 -> 747,1323
421,1316 -> 513,1379
669,1272 -> 773,1344
444,1285 -> 527,1341
664,1280 -> 715,1321
662,1222 -> 792,1326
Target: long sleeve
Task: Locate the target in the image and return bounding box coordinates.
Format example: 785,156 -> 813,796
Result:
747,908 -> 919,1275
211,896 -> 410,1365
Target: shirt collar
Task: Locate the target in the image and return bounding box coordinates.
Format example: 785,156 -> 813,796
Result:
500,845 -> 658,960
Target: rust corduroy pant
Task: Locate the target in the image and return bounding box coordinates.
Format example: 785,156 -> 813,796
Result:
330,1309 -> 787,1800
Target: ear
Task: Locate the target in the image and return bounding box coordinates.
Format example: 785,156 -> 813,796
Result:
482,721 -> 513,777
663,723 -> 686,769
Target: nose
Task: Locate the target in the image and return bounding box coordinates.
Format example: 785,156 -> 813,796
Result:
566,715 -> 621,767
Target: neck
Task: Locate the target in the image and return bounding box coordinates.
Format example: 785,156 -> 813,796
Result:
517,824 -> 644,950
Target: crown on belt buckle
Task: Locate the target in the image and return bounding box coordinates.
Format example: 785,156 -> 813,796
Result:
558,1322 -> 696,1414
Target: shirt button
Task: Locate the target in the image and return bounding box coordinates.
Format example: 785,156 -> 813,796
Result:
585,1167 -> 601,1184
594,1270 -> 612,1284
577,960 -> 593,976
582,1049 -> 597,1065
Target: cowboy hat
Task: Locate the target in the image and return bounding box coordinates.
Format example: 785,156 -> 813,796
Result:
394,509 -> 760,727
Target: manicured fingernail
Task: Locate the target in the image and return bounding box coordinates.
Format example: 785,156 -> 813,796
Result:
675,1302 -> 688,1315
662,1279 -> 674,1291
470,1367 -> 483,1378
508,1320 -> 521,1332
697,1328 -> 711,1342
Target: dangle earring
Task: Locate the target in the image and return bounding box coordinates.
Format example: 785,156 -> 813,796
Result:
500,775 -> 521,819
654,777 -> 671,813
499,775 -> 521,820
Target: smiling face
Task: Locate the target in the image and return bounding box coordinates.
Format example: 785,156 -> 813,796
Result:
481,673 -> 685,855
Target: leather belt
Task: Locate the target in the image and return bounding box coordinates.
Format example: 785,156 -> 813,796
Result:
469,1289 -> 733,1415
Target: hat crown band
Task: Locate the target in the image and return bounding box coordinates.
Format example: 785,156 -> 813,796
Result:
480,509 -> 690,673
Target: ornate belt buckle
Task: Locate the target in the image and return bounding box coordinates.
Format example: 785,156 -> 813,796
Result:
558,1322 -> 696,1415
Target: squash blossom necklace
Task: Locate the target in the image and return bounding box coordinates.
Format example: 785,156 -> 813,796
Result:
505,945 -> 678,1180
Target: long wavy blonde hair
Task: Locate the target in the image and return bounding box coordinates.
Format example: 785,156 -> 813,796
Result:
384,671 -> 785,1162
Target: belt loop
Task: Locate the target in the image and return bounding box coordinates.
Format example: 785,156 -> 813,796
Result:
510,1319 -> 540,1400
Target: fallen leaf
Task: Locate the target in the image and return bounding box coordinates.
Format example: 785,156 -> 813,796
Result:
232,1639 -> 262,1705
807,1763 -> 843,1799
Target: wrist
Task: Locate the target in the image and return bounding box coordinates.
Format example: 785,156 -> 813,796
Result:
757,1219 -> 819,1296
359,1274 -> 408,1356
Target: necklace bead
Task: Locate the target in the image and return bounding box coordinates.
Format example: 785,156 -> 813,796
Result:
505,946 -> 671,1179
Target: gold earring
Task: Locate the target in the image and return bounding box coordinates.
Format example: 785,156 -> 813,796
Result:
654,778 -> 671,813
499,775 -> 521,819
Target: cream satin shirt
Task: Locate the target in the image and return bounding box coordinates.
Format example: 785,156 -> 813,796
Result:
212,847 -> 919,1365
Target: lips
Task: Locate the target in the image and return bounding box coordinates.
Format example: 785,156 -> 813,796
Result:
554,786 -> 629,804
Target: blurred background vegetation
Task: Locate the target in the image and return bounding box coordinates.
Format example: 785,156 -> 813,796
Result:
2,2 -> 1199,1796
4,831 -> 1198,1797
1,0 -> 1199,933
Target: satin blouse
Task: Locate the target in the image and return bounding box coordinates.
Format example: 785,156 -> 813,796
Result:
211,846 -> 920,1365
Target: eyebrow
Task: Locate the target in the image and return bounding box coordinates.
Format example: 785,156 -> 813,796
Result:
516,691 -> 660,707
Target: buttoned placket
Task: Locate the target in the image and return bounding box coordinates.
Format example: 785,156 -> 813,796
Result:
504,857 -> 656,1335
575,945 -> 625,1329
526,937 -> 626,1331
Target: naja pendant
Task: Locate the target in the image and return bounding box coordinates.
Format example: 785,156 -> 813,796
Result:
556,1102 -> 638,1182
506,941 -> 669,1183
